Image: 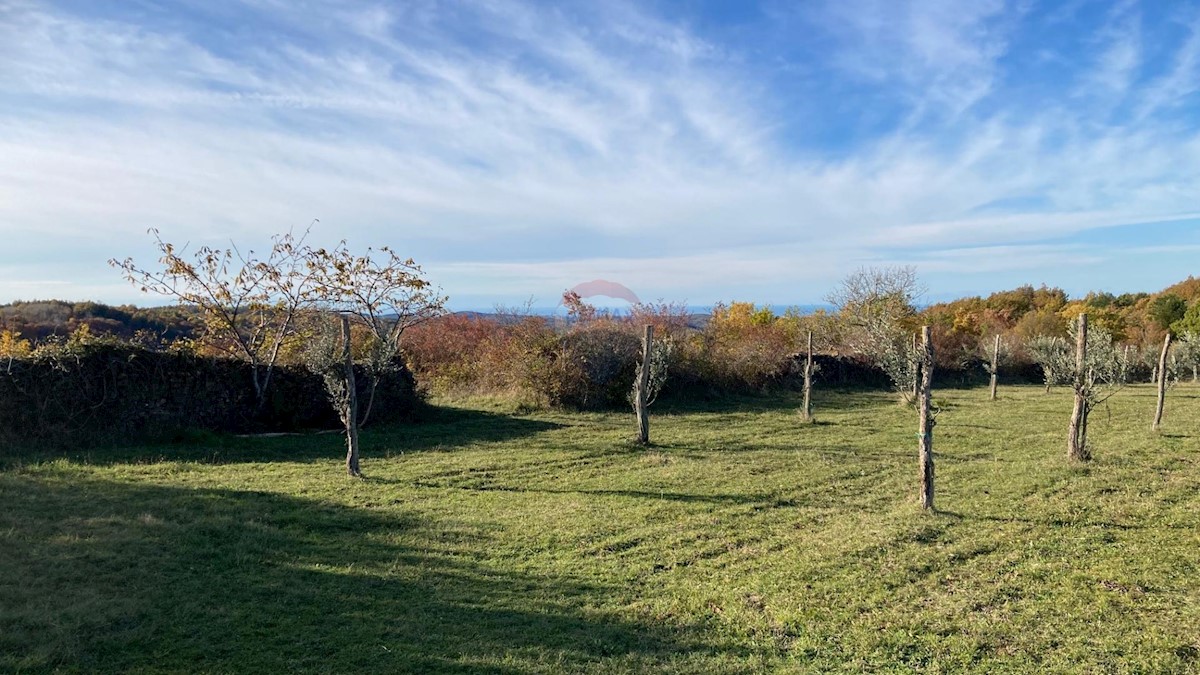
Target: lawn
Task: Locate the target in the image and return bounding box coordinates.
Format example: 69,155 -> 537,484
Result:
2,384 -> 1199,673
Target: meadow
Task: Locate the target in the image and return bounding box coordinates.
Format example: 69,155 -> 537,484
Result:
2,384 -> 1199,673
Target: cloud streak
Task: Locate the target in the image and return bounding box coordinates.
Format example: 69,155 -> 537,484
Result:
2,0 -> 1200,307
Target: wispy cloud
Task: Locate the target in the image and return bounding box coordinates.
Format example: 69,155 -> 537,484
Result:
2,0 -> 1200,306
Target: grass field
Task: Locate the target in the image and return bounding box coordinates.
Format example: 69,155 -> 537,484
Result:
3,383 -> 1200,673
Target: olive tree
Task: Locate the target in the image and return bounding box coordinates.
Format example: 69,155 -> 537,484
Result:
1065,314 -> 1128,461
1026,335 -> 1072,393
1175,332 -> 1200,383
828,265 -> 923,402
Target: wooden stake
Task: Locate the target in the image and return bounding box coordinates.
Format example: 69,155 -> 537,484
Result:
1153,333 -> 1172,431
918,326 -> 935,510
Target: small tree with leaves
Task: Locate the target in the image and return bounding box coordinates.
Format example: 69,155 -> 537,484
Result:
1066,314 -> 1127,461
1027,335 -> 1072,393
629,328 -> 672,444
1174,332 -> 1200,383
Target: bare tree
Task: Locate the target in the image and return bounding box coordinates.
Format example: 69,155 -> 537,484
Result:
111,226 -> 317,409
828,266 -> 924,402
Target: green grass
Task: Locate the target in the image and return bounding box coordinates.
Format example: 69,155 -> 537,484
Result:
3,384 -> 1200,673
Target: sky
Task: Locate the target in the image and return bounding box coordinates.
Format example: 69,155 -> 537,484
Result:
3,0 -> 1200,310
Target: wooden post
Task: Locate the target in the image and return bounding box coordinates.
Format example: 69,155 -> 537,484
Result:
918,326 -> 935,510
988,334 -> 1000,401
1067,313 -> 1088,461
1152,333 -> 1172,431
802,330 -> 814,422
635,324 -> 653,445
342,315 -> 362,477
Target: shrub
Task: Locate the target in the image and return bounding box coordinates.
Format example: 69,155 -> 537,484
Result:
0,340 -> 419,452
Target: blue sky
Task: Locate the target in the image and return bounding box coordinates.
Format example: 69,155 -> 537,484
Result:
2,0 -> 1200,310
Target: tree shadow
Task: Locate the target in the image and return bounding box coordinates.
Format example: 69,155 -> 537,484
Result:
656,388 -> 894,416
0,474 -> 730,673
9,407 -> 565,468
409,481 -> 779,507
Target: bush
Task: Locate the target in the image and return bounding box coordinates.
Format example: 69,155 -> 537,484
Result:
0,341 -> 419,452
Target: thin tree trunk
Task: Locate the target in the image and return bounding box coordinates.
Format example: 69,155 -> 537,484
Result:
803,333 -> 815,417
918,326 -> 935,511
1193,365 -> 1198,383
1067,313 -> 1089,461
635,324 -> 653,445
1153,333 -> 1171,431
342,315 -> 363,478
989,334 -> 1000,401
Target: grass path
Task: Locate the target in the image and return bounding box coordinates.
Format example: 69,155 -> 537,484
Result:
3,384 -> 1200,673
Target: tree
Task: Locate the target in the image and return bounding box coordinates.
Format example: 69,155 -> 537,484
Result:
302,243 -> 446,477
304,315 -> 364,476
305,242 -> 446,429
0,329 -> 32,373
800,330 -> 818,423
110,227 -> 317,409
1175,332 -> 1200,383
1065,314 -> 1127,461
828,266 -> 923,402
917,326 -> 935,510
983,334 -> 1005,401
1171,301 -> 1200,336
629,325 -> 671,444
1148,294 -> 1187,331
1026,335 -> 1072,393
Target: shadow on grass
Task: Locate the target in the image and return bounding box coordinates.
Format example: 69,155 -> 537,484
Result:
656,388 -> 896,417
0,474 -> 729,673
411,480 -> 778,507
6,406 -> 565,468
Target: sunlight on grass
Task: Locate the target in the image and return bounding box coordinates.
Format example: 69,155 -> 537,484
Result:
2,384 -> 1199,673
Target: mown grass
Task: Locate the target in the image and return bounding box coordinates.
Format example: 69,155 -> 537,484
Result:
2,383 -> 1199,673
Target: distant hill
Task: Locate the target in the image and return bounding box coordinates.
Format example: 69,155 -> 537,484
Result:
0,300 -> 201,343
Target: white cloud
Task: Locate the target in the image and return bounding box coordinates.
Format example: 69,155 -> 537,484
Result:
2,0 -> 1200,306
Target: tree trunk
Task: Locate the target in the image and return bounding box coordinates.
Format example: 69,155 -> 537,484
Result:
801,330 -> 814,422
918,326 -> 935,511
342,315 -> 363,478
634,324 -> 653,445
1067,313 -> 1089,461
988,334 -> 1000,401
1153,333 -> 1172,431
